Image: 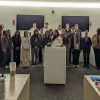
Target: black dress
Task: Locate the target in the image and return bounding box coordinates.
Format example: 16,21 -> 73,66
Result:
12,36 -> 21,66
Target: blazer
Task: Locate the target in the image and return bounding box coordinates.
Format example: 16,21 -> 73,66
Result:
63,37 -> 71,50
92,34 -> 100,48
71,35 -> 83,50
75,29 -> 82,37
82,37 -> 92,50
1,36 -> 13,51
21,36 -> 30,50
65,28 -> 71,35
0,30 -> 6,43
68,33 -> 75,39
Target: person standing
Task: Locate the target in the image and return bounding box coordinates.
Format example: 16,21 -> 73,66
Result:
30,23 -> 37,36
2,30 -> 13,68
22,30 -> 30,68
63,33 -> 71,67
12,30 -> 21,66
58,24 -> 62,35
43,22 -> 49,33
39,28 -> 44,63
42,30 -> 51,64
75,24 -> 82,37
60,28 -> 65,38
42,30 -> 51,48
31,29 -> 41,67
65,23 -> 71,35
82,30 -> 92,68
92,28 -> 100,69
49,29 -> 54,42
71,29 -> 83,68
0,24 -> 6,66
52,30 -> 63,47
68,27 -> 75,63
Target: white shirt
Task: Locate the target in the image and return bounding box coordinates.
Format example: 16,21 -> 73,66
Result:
43,27 -> 49,34
29,28 -> 37,36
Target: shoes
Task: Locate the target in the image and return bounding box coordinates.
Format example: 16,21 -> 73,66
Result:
87,65 -> 89,68
32,65 -> 35,67
76,65 -> 79,68
5,65 -> 9,69
31,63 -> 34,66
83,65 -> 86,67
23,66 -> 25,68
73,65 -> 75,67
35,65 -> 38,67
96,67 -> 99,70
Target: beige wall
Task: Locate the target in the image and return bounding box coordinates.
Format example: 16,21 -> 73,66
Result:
0,5 -> 98,65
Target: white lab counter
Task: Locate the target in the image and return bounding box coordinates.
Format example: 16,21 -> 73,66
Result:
44,46 -> 66,84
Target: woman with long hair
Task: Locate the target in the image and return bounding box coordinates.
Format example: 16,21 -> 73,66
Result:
42,30 -> 51,47
49,29 -> 53,42
52,30 -> 63,47
31,29 -> 41,67
42,30 -> 51,65
2,30 -> 13,68
12,30 -> 21,66
21,30 -> 30,68
53,30 -> 59,41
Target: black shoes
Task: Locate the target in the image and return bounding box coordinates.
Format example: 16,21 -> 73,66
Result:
83,65 -> 86,67
96,67 -> 99,70
83,64 -> 89,68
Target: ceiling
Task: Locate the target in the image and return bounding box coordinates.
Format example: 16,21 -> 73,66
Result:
1,0 -> 100,2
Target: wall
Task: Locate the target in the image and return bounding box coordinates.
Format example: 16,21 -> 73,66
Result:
0,6 -> 99,66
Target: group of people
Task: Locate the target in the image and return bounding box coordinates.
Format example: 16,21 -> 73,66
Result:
0,22 -> 100,70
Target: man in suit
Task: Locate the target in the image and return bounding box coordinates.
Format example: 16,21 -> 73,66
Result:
83,30 -> 92,68
75,24 -> 82,37
71,29 -> 83,68
65,23 -> 71,35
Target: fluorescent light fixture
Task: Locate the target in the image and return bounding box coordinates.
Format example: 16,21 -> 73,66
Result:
0,1 -> 100,8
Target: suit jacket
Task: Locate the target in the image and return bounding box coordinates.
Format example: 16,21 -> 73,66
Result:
68,33 -> 75,39
63,37 -> 71,50
1,36 -> 13,51
82,37 -> 92,50
75,29 -> 82,37
71,35 -> 83,50
92,34 -> 100,48
65,28 -> 71,35
21,36 -> 30,50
